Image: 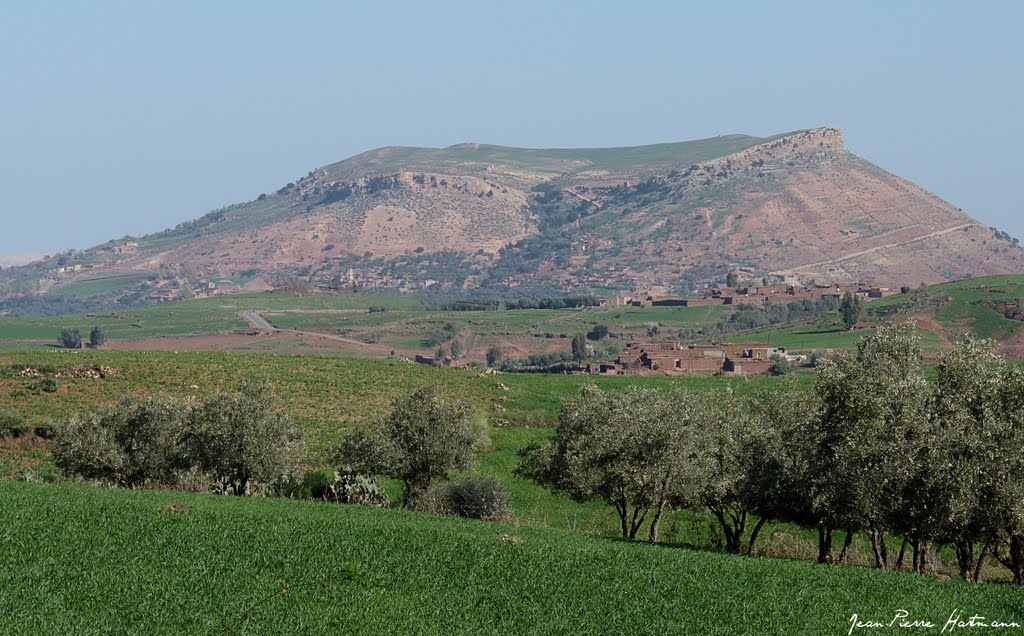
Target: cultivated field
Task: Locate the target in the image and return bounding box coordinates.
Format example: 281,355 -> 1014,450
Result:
4,480 -> 1022,635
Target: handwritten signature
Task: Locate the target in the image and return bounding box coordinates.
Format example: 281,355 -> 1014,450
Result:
849,610 -> 1021,634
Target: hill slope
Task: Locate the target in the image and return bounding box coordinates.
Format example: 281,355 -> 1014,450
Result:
4,128 -> 1022,306
3,481 -> 1021,634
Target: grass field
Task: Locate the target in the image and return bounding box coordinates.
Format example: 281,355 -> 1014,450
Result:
6,275 -> 1024,364
0,349 -> 793,454
3,480 -> 1022,635
0,291 -> 425,343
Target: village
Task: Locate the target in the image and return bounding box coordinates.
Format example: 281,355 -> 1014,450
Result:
603,280 -> 902,308
582,341 -> 785,376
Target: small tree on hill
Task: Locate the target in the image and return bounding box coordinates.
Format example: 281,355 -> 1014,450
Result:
89,326 -> 105,348
586,324 -> 609,341
839,292 -> 864,330
339,386 -> 486,509
60,328 -> 82,349
726,272 -> 738,287
486,346 -> 503,368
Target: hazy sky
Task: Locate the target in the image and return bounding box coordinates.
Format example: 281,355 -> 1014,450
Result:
1,1 -> 1021,254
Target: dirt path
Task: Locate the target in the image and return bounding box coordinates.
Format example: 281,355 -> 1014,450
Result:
242,310 -> 274,330
776,223 -> 979,274
242,310 -> 424,355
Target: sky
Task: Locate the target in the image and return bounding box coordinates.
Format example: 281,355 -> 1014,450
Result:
1,0 -> 1021,254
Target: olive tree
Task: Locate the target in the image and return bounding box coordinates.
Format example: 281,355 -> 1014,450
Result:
519,385 -> 689,542
339,386 -> 486,509
924,338 -> 1011,581
710,383 -> 820,555
188,379 -> 303,496
54,396 -> 192,488
59,328 -> 82,349
811,322 -> 930,566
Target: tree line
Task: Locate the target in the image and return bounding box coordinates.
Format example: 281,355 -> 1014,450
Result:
431,295 -> 601,312
519,323 -> 1024,584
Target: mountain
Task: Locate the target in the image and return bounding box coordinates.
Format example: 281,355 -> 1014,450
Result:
4,127 -> 1023,305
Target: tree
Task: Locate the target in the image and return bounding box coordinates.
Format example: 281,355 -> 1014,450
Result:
519,385 -> 689,542
570,333 -> 587,363
839,291 -> 864,330
486,346 -> 503,367
811,323 -> 929,566
769,353 -> 792,376
89,326 -> 105,348
586,324 -> 609,341
924,338 -> 1009,581
53,396 -> 192,488
188,379 -> 303,496
931,342 -> 1024,585
450,340 -> 464,360
60,328 -> 82,349
339,386 -> 486,509
762,277 -> 770,287
684,389 -> 757,553
726,272 -> 738,287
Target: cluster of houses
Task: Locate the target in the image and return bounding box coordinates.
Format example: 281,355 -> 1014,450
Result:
605,282 -> 901,308
583,341 -> 785,376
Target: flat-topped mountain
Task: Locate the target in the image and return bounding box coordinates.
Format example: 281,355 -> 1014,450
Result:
4,127 -> 1022,305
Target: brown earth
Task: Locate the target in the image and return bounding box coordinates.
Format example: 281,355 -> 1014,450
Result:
13,127 -> 1022,297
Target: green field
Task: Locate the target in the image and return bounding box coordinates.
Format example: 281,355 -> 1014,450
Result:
5,275 -> 1024,367
0,291 -> 425,343
3,481 -> 1022,635
0,349 -> 791,457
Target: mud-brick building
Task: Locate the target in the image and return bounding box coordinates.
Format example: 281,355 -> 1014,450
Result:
607,341 -> 780,376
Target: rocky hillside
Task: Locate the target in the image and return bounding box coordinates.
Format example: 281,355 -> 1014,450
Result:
4,127 -> 1022,305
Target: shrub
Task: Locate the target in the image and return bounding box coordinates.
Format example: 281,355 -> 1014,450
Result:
281,469 -> 334,500
338,386 -> 486,509
187,379 -> 303,496
442,475 -> 511,521
53,381 -> 300,495
53,396 -> 191,488
0,412 -> 28,438
59,328 -> 82,349
323,469 -> 390,507
89,326 -> 105,348
34,377 -> 59,394
486,346 -> 503,367
586,324 -> 609,341
770,354 -> 792,376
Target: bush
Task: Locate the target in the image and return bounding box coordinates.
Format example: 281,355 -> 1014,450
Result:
89,326 -> 105,348
0,412 -> 28,438
53,381 -> 300,495
770,354 -> 792,376
53,396 -> 191,488
586,324 -> 609,341
188,379 -> 303,496
442,475 -> 511,521
60,328 -> 82,349
323,469 -> 390,507
280,469 -> 334,500
34,377 -> 59,394
337,386 -> 486,509
486,346 -> 503,367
